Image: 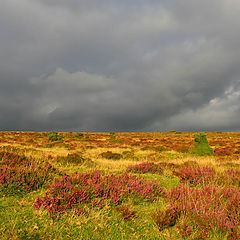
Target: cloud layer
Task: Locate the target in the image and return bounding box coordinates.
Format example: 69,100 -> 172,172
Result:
0,0 -> 240,131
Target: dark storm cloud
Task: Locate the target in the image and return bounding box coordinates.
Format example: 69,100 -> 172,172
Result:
0,0 -> 240,131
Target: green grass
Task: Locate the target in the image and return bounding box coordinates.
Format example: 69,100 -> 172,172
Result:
0,191 -> 170,239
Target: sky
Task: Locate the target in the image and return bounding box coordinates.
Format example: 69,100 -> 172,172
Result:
0,0 -> 240,132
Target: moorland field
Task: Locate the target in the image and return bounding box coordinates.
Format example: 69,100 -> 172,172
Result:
0,131 -> 239,239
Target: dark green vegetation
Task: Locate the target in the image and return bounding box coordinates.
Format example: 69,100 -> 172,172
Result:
48,132 -> 64,142
0,131 -> 239,239
191,132 -> 214,156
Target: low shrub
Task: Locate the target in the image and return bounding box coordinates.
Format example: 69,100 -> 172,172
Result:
0,151 -> 56,195
177,221 -> 193,238
122,151 -> 134,159
56,153 -> 93,166
233,149 -> 240,154
152,208 -> 180,231
109,132 -> 116,140
173,166 -> 216,186
154,146 -> 167,152
115,205 -> 136,221
48,132 -> 64,142
214,148 -> 232,156
191,132 -> 213,156
34,171 -> 165,219
84,135 -> 90,140
141,146 -> 155,151
165,185 -> 240,239
85,145 -> 96,149
100,151 -> 122,160
157,162 -> 178,170
141,145 -> 167,152
225,169 -> 240,187
180,161 -> 199,168
175,146 -> 189,153
76,133 -> 84,139
127,162 -> 163,174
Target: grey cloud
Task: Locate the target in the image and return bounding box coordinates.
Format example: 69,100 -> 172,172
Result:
160,81 -> 240,131
0,0 -> 240,131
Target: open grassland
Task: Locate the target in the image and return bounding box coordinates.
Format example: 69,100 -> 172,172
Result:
0,131 -> 239,240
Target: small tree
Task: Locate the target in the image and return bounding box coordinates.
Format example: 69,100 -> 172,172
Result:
192,132 -> 213,156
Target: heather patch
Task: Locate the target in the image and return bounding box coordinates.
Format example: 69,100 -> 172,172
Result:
165,185 -> 240,239
127,162 -> 163,174
173,166 -> 216,186
34,171 -> 165,219
214,169 -> 240,188
214,148 -> 232,156
0,151 -> 56,195
225,169 -> 240,187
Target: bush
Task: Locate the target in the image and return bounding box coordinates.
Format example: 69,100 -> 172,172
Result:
225,169 -> 240,187
56,153 -> 93,166
181,160 -> 199,168
122,151 -> 134,159
100,151 -> 122,160
177,221 -> 193,238
127,162 -> 163,174
214,148 -> 232,156
48,132 -> 64,142
0,151 -> 56,195
155,146 -> 167,152
175,146 -> 189,153
76,133 -> 84,139
141,146 -> 155,151
115,205 -> 136,221
166,185 -> 240,239
191,132 -> 213,156
173,166 -> 216,186
34,171 -> 165,219
152,208 -> 180,231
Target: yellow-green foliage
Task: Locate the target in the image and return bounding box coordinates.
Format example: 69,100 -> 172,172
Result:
192,132 -> 213,156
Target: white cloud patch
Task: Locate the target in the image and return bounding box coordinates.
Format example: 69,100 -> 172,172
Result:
160,82 -> 240,131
